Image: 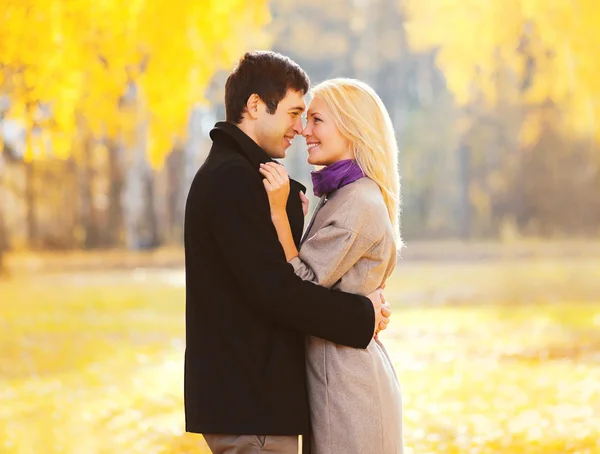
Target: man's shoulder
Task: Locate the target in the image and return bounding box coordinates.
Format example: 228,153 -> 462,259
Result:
189,146 -> 261,207
194,146 -> 255,184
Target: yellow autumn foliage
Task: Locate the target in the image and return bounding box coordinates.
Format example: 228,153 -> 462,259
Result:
0,0 -> 271,168
404,0 -> 600,144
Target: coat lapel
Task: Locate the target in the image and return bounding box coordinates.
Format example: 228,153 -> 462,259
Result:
301,195 -> 328,245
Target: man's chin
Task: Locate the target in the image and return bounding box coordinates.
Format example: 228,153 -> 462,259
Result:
273,149 -> 287,159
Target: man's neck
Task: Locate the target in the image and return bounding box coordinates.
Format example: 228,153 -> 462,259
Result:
234,120 -> 260,147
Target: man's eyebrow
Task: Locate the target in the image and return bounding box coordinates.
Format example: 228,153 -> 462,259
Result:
288,105 -> 305,112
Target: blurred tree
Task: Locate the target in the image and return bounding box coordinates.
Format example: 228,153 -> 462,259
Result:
404,0 -> 600,236
0,159 -> 5,273
0,0 -> 270,165
0,0 -> 270,250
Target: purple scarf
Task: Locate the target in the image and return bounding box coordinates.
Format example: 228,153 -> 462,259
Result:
311,159 -> 365,197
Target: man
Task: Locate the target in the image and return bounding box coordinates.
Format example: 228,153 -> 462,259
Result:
184,51 -> 391,454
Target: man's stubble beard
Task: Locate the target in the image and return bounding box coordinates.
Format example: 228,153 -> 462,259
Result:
257,130 -> 286,159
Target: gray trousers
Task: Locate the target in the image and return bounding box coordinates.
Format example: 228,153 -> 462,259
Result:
203,434 -> 299,454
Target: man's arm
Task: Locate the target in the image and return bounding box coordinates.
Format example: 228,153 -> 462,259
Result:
203,163 -> 376,349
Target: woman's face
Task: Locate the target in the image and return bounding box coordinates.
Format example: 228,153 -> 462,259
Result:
302,96 -> 353,166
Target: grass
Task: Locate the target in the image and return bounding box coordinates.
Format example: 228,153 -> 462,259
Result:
1,257 -> 599,453
387,304 -> 600,453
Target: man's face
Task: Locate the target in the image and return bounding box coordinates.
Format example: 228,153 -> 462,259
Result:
254,89 -> 306,159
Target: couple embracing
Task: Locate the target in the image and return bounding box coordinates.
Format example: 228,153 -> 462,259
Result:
184,51 -> 404,454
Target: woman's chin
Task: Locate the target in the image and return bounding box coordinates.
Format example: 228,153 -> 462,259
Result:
307,156 -> 323,166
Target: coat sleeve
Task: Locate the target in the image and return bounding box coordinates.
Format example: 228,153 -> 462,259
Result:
289,225 -> 375,289
205,163 -> 375,349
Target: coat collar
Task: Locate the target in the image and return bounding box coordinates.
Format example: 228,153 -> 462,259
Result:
209,121 -> 306,194
210,121 -> 272,170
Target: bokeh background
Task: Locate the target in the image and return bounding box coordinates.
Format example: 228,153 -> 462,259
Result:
1,1 -> 599,453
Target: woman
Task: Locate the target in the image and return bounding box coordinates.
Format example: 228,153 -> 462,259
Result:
259,78 -> 403,454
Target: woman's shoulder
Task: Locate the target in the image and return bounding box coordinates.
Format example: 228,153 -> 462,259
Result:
352,177 -> 386,203
331,177 -> 386,214
327,178 -> 389,240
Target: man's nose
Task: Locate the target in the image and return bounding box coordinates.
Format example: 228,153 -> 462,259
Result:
292,116 -> 304,135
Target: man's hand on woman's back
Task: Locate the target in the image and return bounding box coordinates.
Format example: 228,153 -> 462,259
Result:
367,288 -> 391,338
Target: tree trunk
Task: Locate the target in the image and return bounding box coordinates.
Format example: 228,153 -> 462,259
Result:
165,148 -> 184,243
24,161 -> 38,248
0,151 -> 6,274
0,209 -> 6,275
457,142 -> 472,239
106,138 -> 125,246
142,169 -> 160,249
79,134 -> 101,248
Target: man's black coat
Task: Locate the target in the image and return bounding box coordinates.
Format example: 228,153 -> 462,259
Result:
184,121 -> 375,435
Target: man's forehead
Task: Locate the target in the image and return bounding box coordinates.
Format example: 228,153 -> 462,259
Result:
283,89 -> 307,111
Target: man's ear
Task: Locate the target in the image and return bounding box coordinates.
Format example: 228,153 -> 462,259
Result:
246,94 -> 261,120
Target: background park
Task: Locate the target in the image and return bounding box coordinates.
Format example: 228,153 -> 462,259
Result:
1,1 -> 599,453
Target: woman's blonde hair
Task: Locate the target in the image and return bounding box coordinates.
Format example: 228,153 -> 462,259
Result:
310,78 -> 403,248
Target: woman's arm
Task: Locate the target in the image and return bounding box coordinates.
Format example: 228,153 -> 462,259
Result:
258,162 -> 390,337
259,162 -> 299,261
270,211 -> 299,262
259,162 -> 375,288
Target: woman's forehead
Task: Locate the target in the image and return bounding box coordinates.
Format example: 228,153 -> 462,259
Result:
307,96 -> 328,115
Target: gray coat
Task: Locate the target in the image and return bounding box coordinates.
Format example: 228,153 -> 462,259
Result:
290,177 -> 404,454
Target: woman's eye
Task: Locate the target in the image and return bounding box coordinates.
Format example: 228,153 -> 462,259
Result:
314,117 -> 322,123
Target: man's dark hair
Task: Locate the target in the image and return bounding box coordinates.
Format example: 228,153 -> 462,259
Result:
225,51 -> 310,124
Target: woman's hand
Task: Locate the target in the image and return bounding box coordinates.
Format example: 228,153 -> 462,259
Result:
259,162 -> 290,216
